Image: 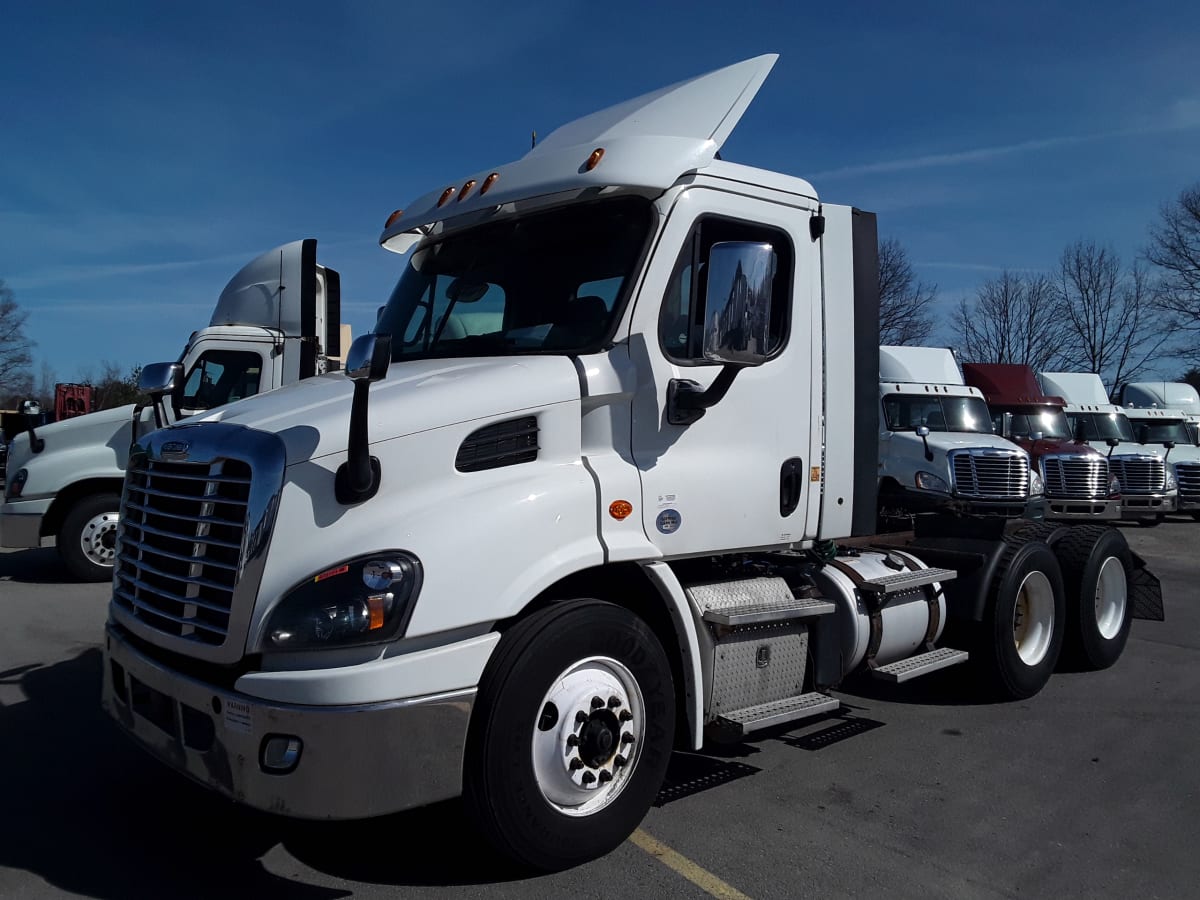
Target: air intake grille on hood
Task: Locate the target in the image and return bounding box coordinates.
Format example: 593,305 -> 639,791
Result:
457,416 -> 539,472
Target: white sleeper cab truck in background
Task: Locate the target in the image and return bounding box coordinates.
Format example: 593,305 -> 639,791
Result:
1114,382 -> 1200,518
100,56 -> 1164,872
1038,372 -> 1180,524
876,345 -> 1042,524
0,239 -> 346,581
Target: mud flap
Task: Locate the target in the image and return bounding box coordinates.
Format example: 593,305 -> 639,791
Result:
1128,550 -> 1164,621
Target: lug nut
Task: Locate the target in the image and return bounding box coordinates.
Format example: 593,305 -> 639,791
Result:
607,697 -> 622,709
599,770 -> 613,783
576,711 -> 589,725
591,696 -> 604,709
581,771 -> 596,785
569,758 -> 584,770
621,733 -> 635,745
566,734 -> 580,747
614,754 -> 627,768
619,710 -> 633,722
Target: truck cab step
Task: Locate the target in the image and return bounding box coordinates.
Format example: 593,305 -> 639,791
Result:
714,692 -> 840,736
857,567 -> 957,595
871,647 -> 968,683
702,596 -> 835,626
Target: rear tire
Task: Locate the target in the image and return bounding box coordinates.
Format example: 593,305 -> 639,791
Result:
974,539 -> 1066,700
1054,526 -> 1132,670
464,600 -> 675,872
58,492 -> 122,582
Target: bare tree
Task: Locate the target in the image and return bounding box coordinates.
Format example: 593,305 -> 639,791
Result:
878,238 -> 937,346
952,270 -> 1067,369
1145,183 -> 1200,336
0,279 -> 34,388
1054,240 -> 1170,387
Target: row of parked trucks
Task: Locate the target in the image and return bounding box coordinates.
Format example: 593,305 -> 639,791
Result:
0,54 -> 1176,871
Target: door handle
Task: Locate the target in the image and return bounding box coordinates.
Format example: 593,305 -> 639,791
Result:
780,457 -> 803,517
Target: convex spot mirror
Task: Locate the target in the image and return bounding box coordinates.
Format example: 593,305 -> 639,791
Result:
701,241 -> 776,368
19,399 -> 41,416
915,425 -> 931,437
346,334 -> 392,382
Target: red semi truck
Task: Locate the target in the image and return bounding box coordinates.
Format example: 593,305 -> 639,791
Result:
961,363 -> 1121,521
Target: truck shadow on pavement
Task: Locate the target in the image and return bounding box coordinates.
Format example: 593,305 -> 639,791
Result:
0,547 -> 69,585
0,650 -> 536,897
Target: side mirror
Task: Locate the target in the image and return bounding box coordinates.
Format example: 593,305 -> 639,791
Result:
914,425 -> 933,462
345,334 -> 391,383
700,241 -> 776,367
1001,411 -> 1013,439
138,362 -> 183,429
1136,424 -> 1149,445
1031,431 -> 1045,441
337,333 -> 393,504
19,399 -> 41,416
1073,420 -> 1087,442
1163,440 -> 1176,450
915,425 -> 930,438
19,398 -> 44,453
1105,437 -> 1120,448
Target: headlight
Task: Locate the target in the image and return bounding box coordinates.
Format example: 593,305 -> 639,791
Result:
914,471 -> 950,493
1030,469 -> 1044,497
1165,465 -> 1177,491
1108,475 -> 1121,497
6,468 -> 28,500
264,551 -> 422,651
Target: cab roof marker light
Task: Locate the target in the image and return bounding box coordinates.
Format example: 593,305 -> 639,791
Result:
436,187 -> 456,207
480,172 -> 500,195
384,209 -> 404,228
585,147 -> 605,171
457,180 -> 477,202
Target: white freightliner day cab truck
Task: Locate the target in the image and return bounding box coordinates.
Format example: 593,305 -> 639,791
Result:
875,346 -> 1044,524
0,240 -> 346,580
1038,372 -> 1181,524
99,57 -> 1164,872
1113,382 -> 1200,519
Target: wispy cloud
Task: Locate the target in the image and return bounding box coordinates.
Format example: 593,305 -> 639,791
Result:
916,261 -> 1027,274
810,103 -> 1200,181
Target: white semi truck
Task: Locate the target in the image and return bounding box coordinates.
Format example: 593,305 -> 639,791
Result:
1114,382 -> 1200,518
1038,372 -> 1181,524
0,240 -> 346,580
875,345 -> 1044,523
99,57 -> 1163,872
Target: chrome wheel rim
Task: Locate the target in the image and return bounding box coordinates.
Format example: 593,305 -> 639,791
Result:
1094,556 -> 1127,641
1012,570 -> 1054,666
80,510 -> 120,568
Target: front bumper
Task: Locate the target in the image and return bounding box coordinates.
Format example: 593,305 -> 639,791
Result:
1119,492 -> 1178,519
1044,496 -> 1121,521
102,625 -> 475,819
1178,494 -> 1200,512
0,497 -> 50,548
890,486 -> 1044,520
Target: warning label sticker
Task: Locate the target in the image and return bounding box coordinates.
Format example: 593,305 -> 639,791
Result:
223,699 -> 253,734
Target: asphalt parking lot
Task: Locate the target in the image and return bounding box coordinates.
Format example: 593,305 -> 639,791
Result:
1,520 -> 1197,899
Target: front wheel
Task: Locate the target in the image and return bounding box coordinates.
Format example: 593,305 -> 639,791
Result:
974,539 -> 1066,700
58,492 -> 122,582
464,600 -> 675,872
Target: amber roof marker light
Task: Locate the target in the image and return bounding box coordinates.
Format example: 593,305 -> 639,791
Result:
480,172 -> 500,195
436,186 -> 456,207
457,180 -> 477,202
584,147 -> 605,171
384,209 -> 404,228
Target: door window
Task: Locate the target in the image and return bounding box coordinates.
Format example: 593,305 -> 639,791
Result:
180,350 -> 264,410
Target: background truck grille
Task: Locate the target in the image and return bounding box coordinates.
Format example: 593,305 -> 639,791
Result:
1042,456 -> 1108,499
950,451 -> 1029,499
1108,457 -> 1166,495
113,459 -> 251,647
1177,461 -> 1200,500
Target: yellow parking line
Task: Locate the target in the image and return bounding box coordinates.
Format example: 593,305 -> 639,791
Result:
630,828 -> 753,900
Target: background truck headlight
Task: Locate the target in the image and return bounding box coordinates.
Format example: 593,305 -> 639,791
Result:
1108,474 -> 1121,497
1165,466 -> 1177,491
264,552 -> 422,651
1030,469 -> 1044,497
914,471 -> 950,493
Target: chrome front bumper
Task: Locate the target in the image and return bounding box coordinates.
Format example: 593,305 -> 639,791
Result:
1119,493 -> 1178,519
102,625 -> 475,819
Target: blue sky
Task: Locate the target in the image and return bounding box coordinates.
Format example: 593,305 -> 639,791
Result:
3,1 -> 1198,384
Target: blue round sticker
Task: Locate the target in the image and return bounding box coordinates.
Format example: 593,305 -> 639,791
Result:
656,509 -> 682,534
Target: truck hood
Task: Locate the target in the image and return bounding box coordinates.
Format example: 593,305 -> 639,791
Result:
5,403 -> 142,473
908,432 -> 1025,455
188,356 -> 582,466
1011,438 -> 1101,461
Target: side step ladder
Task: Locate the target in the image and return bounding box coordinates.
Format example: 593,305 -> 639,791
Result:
871,647 -> 968,683
714,692 -> 841,738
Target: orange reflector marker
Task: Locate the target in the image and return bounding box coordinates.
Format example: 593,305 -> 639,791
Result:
314,564 -> 349,583
437,186 -> 456,207
810,466 -> 821,482
384,209 -> 404,228
585,147 -> 605,171
457,180 -> 477,201
480,171 -> 500,195
367,595 -> 386,630
609,500 -> 634,520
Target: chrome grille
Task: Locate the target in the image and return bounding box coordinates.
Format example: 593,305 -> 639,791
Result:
1109,457 -> 1166,494
1177,461 -> 1200,500
114,459 -> 251,647
950,450 -> 1029,499
1041,455 -> 1108,499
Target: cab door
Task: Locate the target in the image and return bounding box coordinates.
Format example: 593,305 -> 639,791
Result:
627,187 -> 818,556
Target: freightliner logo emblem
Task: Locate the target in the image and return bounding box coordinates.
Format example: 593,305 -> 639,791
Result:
161,441 -> 190,460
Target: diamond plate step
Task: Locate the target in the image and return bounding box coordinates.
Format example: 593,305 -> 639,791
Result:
702,597 -> 835,626
715,692 -> 840,736
857,567 -> 957,595
871,647 -> 968,683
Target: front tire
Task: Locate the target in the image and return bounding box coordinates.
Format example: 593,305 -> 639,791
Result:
975,539 -> 1066,700
1055,526 -> 1132,670
58,492 -> 122,582
464,600 -> 675,872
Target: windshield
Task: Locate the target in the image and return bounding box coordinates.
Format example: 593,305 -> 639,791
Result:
882,394 -> 993,434
1068,411 -> 1135,442
1001,409 -> 1072,440
179,349 -> 264,411
1135,420 -> 1192,444
376,197 -> 653,361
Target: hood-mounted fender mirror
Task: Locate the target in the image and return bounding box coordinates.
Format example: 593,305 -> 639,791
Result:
336,333 -> 392,504
137,362 -> 183,431
915,424 -> 934,462
1105,436 -> 1120,456
19,399 -> 44,453
1073,419 -> 1087,443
